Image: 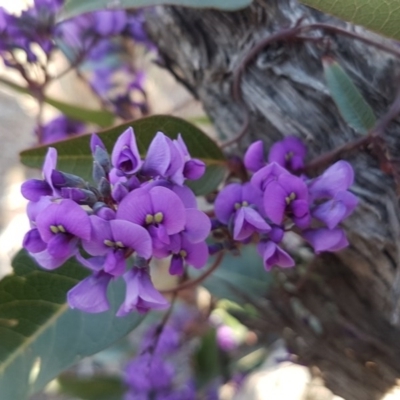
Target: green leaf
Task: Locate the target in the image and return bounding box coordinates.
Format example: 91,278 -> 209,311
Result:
193,328 -> 220,388
323,58 -> 376,134
58,374 -> 125,400
194,246 -> 272,303
20,115 -> 227,196
60,0 -> 253,20
301,0 -> 400,41
0,77 -> 114,128
0,250 -> 145,400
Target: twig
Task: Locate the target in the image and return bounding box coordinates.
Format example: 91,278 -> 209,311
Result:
146,291 -> 178,357
222,19 -> 400,149
160,251 -> 225,294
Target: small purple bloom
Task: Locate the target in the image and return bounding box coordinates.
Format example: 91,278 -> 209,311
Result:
21,147 -> 57,201
244,140 -> 266,172
117,267 -> 169,316
268,136 -> 307,172
67,271 -> 113,313
312,191 -> 358,229
251,162 -> 288,192
215,183 -> 264,224
308,160 -> 354,200
174,134 -> 206,180
302,227 -> 349,253
141,132 -> 185,184
215,183 -> 270,240
257,241 -> 295,271
263,172 -> 310,228
168,235 -> 209,275
82,216 -> 152,276
35,199 -> 91,261
117,186 -> 186,249
111,127 -> 142,174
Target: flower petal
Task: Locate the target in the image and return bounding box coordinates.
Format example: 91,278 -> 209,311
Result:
184,209 -> 211,243
141,131 -> 170,177
82,215 -> 111,256
111,220 -> 152,259
149,186 -> 186,234
67,271 -> 112,313
23,228 -> 47,253
116,188 -> 151,226
214,183 -> 242,224
111,127 -> 142,174
309,161 -> 355,199
244,140 -> 265,172
21,179 -> 52,201
233,207 -> 270,241
302,227 -> 349,253
263,181 -> 287,224
184,240 -> 209,269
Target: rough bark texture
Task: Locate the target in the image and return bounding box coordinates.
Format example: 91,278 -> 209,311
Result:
145,1 -> 400,399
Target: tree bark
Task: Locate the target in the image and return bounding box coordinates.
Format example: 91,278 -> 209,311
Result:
145,1 -> 400,399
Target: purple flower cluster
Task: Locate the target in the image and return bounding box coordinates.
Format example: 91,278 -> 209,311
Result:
21,127 -> 209,315
215,136 -> 358,271
56,9 -> 154,118
124,306 -> 198,400
0,0 -> 62,65
1,1 -> 153,142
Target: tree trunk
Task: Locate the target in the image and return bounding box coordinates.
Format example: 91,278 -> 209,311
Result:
145,1 -> 400,399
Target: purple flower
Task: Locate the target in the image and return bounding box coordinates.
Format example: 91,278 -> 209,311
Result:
263,172 -> 310,228
141,132 -> 185,184
35,199 -> 91,261
251,162 -> 288,192
302,228 -> 349,253
244,140 -> 266,172
215,183 -> 270,240
21,147 -> 57,201
257,241 -> 295,271
117,267 -> 169,316
308,161 -> 354,200
168,235 -> 209,275
268,136 -> 307,172
67,271 -> 113,313
312,191 -> 358,229
117,186 -> 186,249
111,127 -> 142,174
82,216 -> 152,276
174,134 -> 206,180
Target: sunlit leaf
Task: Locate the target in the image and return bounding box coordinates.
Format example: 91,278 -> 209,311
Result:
301,0 -> 400,41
